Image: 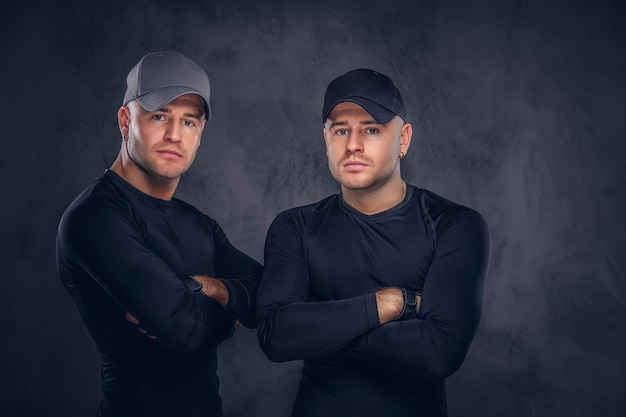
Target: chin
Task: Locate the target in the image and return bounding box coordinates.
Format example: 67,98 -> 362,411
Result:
340,180 -> 376,191
153,169 -> 185,180
153,164 -> 190,180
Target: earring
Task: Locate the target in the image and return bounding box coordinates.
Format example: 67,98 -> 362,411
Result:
399,151 -> 405,159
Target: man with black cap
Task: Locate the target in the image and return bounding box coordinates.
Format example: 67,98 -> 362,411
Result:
56,50 -> 262,416
257,68 -> 491,416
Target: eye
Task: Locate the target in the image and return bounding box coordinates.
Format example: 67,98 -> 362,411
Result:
183,120 -> 196,128
335,128 -> 348,136
152,114 -> 165,121
365,127 -> 379,134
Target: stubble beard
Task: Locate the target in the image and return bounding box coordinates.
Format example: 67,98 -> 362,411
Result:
146,157 -> 192,181
128,141 -> 192,181
334,156 -> 399,192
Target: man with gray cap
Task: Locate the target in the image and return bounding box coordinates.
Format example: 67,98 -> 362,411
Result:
57,50 -> 261,416
257,68 -> 491,416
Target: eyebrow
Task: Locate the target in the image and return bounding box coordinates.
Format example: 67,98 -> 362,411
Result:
155,107 -> 203,119
328,119 -> 380,129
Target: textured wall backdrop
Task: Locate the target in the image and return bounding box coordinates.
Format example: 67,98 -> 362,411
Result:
1,0 -> 624,416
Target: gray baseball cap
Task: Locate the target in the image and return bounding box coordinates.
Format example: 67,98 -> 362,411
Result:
123,50 -> 212,120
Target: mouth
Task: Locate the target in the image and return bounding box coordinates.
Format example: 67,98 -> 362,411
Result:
342,160 -> 368,169
156,149 -> 183,158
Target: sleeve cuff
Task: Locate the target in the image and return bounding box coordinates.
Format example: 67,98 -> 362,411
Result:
364,292 -> 381,328
217,278 -> 248,317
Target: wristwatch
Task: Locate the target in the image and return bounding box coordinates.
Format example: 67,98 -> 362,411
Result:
183,275 -> 203,292
399,288 -> 421,320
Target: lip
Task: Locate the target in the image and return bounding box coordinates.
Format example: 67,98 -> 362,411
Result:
342,160 -> 368,169
156,149 -> 183,158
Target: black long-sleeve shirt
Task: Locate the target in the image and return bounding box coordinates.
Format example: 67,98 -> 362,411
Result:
257,185 -> 491,417
56,170 -> 262,417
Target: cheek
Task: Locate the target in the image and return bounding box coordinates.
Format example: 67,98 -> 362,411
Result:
325,143 -> 343,161
129,125 -> 152,148
127,136 -> 144,155
184,135 -> 202,160
382,140 -> 400,160
193,135 -> 203,152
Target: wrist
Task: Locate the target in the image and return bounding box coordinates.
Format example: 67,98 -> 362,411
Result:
375,287 -> 404,324
398,288 -> 421,320
193,275 -> 229,307
183,275 -> 203,292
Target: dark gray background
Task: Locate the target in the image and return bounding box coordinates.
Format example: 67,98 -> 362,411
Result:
1,0 -> 624,416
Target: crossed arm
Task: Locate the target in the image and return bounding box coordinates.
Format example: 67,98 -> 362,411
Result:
256,209 -> 490,378
126,273 -> 251,338
58,203 -> 262,350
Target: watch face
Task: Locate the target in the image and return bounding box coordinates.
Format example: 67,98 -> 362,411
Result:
183,275 -> 203,291
403,289 -> 416,306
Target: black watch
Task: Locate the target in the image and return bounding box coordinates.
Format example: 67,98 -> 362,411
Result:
399,288 -> 420,319
183,275 -> 203,292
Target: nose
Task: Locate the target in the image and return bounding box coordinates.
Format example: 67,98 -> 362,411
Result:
164,120 -> 182,142
345,132 -> 364,154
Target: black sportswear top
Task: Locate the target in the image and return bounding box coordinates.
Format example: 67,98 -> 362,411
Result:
56,170 -> 262,417
257,185 -> 491,417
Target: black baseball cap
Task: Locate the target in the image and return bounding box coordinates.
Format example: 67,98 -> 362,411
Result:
322,68 -> 406,124
123,50 -> 212,120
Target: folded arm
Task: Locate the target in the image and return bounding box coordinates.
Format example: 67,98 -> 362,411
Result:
345,210 -> 491,378
256,212 -> 383,362
209,223 -> 263,328
57,203 -> 236,350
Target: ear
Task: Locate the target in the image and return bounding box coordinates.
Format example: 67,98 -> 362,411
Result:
399,122 -> 412,156
322,127 -> 330,156
117,106 -> 131,140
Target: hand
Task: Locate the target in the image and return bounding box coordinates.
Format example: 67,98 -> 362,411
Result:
193,275 -> 240,331
375,287 -> 404,324
125,312 -> 157,339
193,275 -> 229,307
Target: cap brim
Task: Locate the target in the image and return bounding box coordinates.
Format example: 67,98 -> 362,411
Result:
324,97 -> 397,124
135,86 -> 212,120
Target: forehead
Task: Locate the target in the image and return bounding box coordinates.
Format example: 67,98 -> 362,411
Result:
327,101 -> 373,121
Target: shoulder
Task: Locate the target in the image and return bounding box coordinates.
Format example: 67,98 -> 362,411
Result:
59,175 -> 121,228
60,171 -> 149,221
273,194 -> 338,222
172,197 -> 214,221
170,198 -> 229,242
418,188 -> 484,220
57,178 -> 135,256
268,194 -> 339,234
415,187 -> 489,239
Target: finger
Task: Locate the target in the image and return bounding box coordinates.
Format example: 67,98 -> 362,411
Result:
140,327 -> 157,339
135,325 -> 156,339
125,312 -> 139,325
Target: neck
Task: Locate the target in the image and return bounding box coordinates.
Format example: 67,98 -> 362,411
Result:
110,153 -> 179,201
341,178 -> 407,215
